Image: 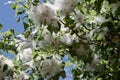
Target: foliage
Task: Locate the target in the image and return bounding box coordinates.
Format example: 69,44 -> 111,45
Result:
0,0 -> 120,80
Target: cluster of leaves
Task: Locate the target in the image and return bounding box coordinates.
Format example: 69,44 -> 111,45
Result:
0,0 -> 120,80
71,0 -> 120,79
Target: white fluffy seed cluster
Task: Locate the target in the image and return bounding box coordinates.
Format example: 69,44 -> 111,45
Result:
27,0 -> 78,26
40,54 -> 62,79
54,0 -> 78,15
0,55 -> 14,79
27,2 -> 55,26
13,70 -> 29,80
15,34 -> 62,79
17,48 -> 34,68
86,54 -> 103,72
14,35 -> 35,69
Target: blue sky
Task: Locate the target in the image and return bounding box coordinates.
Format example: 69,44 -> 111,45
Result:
0,0 -> 24,58
0,0 -> 44,32
0,0 -> 24,33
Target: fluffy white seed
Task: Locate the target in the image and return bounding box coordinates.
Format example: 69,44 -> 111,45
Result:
54,0 -> 78,15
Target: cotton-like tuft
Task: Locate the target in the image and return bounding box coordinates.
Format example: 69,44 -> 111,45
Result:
27,2 -> 56,26
54,0 -> 78,15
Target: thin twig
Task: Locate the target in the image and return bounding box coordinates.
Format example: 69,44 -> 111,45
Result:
58,18 -> 102,45
18,2 -> 29,10
74,10 -> 92,31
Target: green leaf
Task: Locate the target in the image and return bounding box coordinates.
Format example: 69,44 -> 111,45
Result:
23,22 -> 29,31
16,10 -> 25,16
95,0 -> 104,13
60,70 -> 66,78
72,69 -> 81,80
64,16 -> 74,25
24,30 -> 31,38
63,16 -> 75,29
47,23 -> 60,33
16,18 -> 20,22
2,30 -> 14,38
10,29 -> 15,35
0,24 -> 2,30
3,64 -> 8,72
18,0 -> 23,2
33,53 -> 38,59
7,50 -> 16,54
11,3 -> 17,10
108,0 -> 118,4
0,42 -> 4,49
